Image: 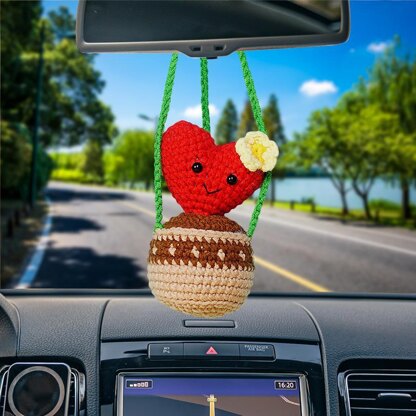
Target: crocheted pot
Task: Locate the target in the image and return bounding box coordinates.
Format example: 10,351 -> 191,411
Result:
148,213 -> 254,317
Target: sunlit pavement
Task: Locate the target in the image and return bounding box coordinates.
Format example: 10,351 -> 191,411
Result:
16,182 -> 416,293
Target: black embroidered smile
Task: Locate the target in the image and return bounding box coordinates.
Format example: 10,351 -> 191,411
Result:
203,183 -> 221,195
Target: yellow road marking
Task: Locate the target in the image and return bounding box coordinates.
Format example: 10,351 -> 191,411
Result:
120,200 -> 330,292
120,201 -> 168,222
254,255 -> 330,292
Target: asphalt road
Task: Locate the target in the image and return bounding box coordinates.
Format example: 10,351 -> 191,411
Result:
19,182 -> 416,293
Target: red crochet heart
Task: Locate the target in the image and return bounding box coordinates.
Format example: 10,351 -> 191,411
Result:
162,121 -> 264,216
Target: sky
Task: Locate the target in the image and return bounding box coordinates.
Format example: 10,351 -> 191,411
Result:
42,0 -> 416,142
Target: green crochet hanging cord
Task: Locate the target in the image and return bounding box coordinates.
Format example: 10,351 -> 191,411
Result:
153,53 -> 178,230
153,51 -> 272,238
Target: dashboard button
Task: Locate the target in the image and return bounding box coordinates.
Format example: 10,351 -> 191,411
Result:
148,343 -> 184,360
239,343 -> 275,360
184,343 -> 239,359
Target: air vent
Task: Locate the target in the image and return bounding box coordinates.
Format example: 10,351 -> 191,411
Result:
0,367 -> 8,413
69,368 -> 86,416
344,372 -> 416,416
69,370 -> 78,415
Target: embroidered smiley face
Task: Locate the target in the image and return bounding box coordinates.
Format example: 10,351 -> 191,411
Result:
161,121 -> 270,216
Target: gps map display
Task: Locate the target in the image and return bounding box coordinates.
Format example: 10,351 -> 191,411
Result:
120,376 -> 303,416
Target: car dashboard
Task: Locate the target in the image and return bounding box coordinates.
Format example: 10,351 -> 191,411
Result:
1,292 -> 416,416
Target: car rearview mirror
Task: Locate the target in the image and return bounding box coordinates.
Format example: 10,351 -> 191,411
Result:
76,0 -> 350,57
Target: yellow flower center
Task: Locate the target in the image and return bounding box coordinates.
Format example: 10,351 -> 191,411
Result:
250,141 -> 267,164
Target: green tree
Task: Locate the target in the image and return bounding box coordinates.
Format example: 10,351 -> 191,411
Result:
0,122 -> 32,199
384,132 -> 416,216
237,100 -> 257,137
262,94 -> 287,204
111,130 -> 154,189
262,94 -> 286,145
103,153 -> 126,186
82,140 -> 104,183
1,1 -> 42,122
2,5 -> 117,148
215,99 -> 238,144
39,8 -> 116,148
1,3 -> 117,201
1,121 -> 52,198
292,108 -> 353,215
367,37 -> 416,218
0,1 -> 47,199
48,5 -> 74,39
343,104 -> 400,219
81,101 -> 118,183
50,152 -> 84,171
49,151 -> 86,183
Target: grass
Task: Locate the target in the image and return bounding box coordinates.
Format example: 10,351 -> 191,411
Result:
1,199 -> 48,287
257,199 -> 416,229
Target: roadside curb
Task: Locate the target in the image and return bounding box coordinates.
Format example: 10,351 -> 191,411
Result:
16,197 -> 53,289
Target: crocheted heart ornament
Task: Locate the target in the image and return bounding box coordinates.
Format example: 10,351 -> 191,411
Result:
162,121 -> 264,215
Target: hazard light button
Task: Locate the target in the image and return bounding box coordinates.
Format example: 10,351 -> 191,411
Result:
183,343 -> 239,359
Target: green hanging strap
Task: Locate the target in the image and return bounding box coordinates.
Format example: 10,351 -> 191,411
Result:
154,53 -> 178,230
238,51 -> 272,238
153,52 -> 272,239
200,58 -> 210,133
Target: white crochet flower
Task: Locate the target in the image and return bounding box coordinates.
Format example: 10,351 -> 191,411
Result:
235,131 -> 279,172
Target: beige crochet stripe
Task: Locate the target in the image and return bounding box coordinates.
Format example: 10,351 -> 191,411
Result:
148,264 -> 253,303
153,227 -> 251,245
150,287 -> 251,304
154,298 -> 246,317
148,263 -> 253,285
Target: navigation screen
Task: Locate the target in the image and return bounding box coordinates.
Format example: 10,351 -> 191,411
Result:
120,375 -> 303,416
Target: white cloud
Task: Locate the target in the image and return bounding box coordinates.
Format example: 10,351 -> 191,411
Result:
299,80 -> 338,97
367,41 -> 390,54
183,103 -> 219,119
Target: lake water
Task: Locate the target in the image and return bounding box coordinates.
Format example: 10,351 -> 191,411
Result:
270,178 -> 416,209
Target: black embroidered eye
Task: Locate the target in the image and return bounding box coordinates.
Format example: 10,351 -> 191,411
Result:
192,162 -> 203,173
227,174 -> 238,185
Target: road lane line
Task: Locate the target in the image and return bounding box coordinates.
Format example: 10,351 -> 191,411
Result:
336,226 -> 416,244
256,208 -> 416,244
233,211 -> 416,257
120,201 -> 168,222
120,200 -> 329,292
253,255 -> 330,292
17,197 -> 52,289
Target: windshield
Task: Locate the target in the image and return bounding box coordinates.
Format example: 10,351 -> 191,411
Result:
1,0 -> 415,294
